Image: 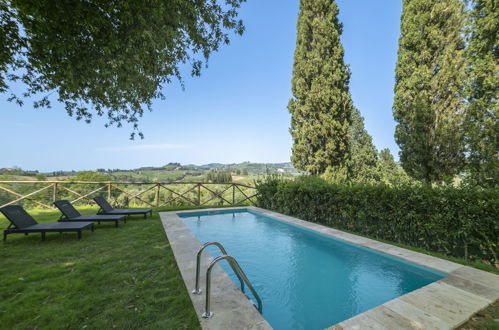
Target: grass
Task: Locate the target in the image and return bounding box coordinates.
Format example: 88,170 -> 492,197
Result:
458,300 -> 499,330
0,206 -> 205,329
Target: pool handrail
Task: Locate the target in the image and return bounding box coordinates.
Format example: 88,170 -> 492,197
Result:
202,255 -> 263,318
192,241 -> 244,294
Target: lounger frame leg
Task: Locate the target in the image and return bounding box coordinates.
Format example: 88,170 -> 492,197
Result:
41,232 -> 46,241
3,231 -> 7,241
115,220 -> 119,227
77,230 -> 82,240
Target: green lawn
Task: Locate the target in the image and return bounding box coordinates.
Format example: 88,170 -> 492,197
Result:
0,206 -> 202,329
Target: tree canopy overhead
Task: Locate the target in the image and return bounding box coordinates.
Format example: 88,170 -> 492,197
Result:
0,0 -> 245,138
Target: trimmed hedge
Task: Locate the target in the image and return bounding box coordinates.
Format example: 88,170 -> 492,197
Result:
256,176 -> 498,264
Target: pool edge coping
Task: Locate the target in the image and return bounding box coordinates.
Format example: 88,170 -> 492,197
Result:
161,207 -> 499,329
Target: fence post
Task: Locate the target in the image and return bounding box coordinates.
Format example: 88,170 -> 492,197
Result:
107,183 -> 112,200
197,184 -> 201,206
232,184 -> 235,205
156,183 -> 160,207
53,183 -> 58,202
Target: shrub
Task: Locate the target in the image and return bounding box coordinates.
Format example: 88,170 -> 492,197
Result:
255,176 -> 498,264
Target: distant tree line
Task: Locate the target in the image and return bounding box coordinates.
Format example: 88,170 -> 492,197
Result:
223,168 -> 249,176
0,167 -> 39,176
206,170 -> 232,183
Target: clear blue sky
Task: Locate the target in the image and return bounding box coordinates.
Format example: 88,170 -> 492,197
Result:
0,0 -> 402,172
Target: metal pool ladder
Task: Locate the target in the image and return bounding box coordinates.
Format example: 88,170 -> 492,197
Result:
192,241 -> 263,318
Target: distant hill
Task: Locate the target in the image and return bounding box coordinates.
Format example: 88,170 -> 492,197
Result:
0,162 -> 298,183
192,162 -> 296,175
126,162 -> 297,176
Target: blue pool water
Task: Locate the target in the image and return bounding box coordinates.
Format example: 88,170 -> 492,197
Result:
179,209 -> 446,329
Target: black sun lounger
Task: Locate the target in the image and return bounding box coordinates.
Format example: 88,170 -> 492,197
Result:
93,196 -> 152,218
54,200 -> 126,227
0,205 -> 94,241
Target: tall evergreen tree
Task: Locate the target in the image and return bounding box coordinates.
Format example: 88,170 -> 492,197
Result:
464,0 -> 498,187
393,0 -> 466,184
347,108 -> 379,183
288,0 -> 352,174
378,148 -> 414,186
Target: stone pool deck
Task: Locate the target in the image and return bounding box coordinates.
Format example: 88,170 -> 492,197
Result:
161,207 -> 499,330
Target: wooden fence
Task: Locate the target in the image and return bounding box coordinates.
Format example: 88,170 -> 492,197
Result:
0,181 -> 258,209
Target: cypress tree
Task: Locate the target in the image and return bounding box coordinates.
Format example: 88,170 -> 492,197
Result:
378,148 -> 414,186
347,108 -> 379,183
288,0 -> 352,174
464,0 -> 498,187
393,0 -> 466,184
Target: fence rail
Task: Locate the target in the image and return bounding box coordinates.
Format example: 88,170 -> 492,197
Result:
0,181 -> 258,209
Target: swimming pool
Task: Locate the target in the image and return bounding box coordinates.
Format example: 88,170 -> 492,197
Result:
178,209 -> 446,330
